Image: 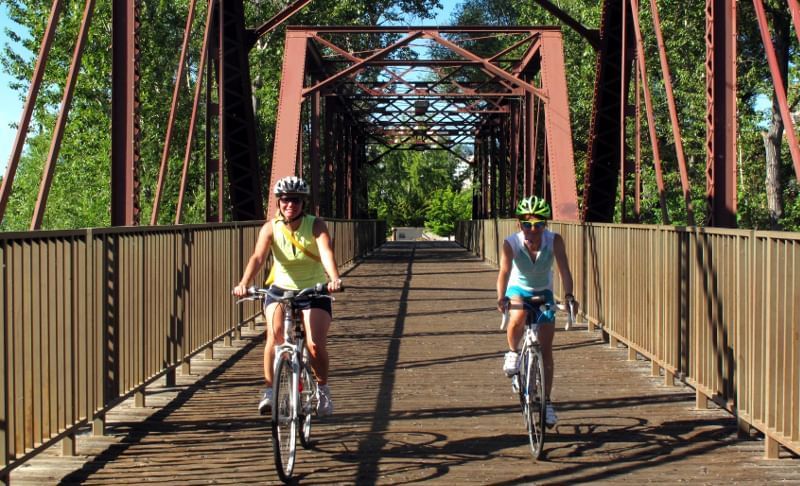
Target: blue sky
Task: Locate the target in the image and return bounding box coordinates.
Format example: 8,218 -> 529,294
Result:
0,0 -> 459,175
0,4 -> 26,175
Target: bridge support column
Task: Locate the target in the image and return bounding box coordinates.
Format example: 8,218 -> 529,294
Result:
765,436 -> 779,459
61,433 -> 76,456
135,389 -> 146,408
205,346 -> 214,360
651,360 -> 660,377
609,334 -> 618,348
664,369 -> 674,386
736,415 -> 750,438
93,414 -> 105,436
627,346 -> 637,361
181,358 -> 192,376
695,390 -> 708,409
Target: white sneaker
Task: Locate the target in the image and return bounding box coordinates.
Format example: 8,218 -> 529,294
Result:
545,401 -> 558,427
317,384 -> 334,416
258,388 -> 273,415
502,351 -> 520,376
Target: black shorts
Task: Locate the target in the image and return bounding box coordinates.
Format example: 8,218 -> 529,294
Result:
265,285 -> 333,317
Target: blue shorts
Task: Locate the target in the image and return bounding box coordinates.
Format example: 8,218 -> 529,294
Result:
505,286 -> 555,324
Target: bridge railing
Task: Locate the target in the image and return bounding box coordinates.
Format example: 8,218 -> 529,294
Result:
457,219 -> 799,458
0,219 -> 385,480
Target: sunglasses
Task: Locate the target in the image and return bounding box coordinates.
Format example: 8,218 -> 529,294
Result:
279,196 -> 302,204
520,220 -> 546,230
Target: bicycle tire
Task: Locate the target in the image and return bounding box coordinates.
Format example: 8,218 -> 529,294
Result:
522,347 -> 546,459
272,355 -> 297,482
299,361 -> 315,449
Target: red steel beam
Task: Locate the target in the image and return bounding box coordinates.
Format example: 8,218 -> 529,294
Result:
705,0 -> 738,227
152,0 -> 199,225
303,31 -> 424,98
269,31 -> 310,218
629,5 -> 669,224
753,0 -> 800,182
0,0 -> 62,223
789,0 -> 800,46
641,0 -> 694,224
253,0 -> 313,40
176,0 -> 215,224
531,0 -> 600,49
32,0 -> 96,229
425,31 -> 549,101
310,91 -> 321,215
538,31 -> 579,221
620,0 -> 628,222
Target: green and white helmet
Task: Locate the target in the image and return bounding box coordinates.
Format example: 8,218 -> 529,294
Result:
515,195 -> 551,219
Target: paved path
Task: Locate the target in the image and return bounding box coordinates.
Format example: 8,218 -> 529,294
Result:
12,242 -> 799,484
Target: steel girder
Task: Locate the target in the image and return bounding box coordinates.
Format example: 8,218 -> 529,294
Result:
218,0 -> 264,221
582,0 -> 629,223
269,26 -> 580,221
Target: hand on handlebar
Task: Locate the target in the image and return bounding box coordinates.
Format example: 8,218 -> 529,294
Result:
327,278 -> 343,293
232,284 -> 249,298
497,297 -> 509,313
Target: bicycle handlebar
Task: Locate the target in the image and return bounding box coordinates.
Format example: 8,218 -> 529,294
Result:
499,296 -> 576,330
235,283 -> 334,305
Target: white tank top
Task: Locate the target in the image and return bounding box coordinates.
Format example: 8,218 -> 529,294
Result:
505,229 -> 555,292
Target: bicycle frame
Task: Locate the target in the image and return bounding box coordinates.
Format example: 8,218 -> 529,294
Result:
274,304 -> 305,422
511,296 -> 558,460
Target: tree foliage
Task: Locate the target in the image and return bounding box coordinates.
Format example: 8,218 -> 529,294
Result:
367,149 -> 469,229
425,186 -> 471,236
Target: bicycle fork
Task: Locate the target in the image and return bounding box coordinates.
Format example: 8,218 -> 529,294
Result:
273,346 -> 300,423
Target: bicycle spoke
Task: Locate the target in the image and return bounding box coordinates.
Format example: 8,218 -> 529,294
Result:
272,357 -> 297,482
524,348 -> 546,459
299,362 -> 315,449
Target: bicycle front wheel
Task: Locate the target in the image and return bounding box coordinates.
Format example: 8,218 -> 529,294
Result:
523,347 -> 546,459
272,355 -> 297,482
298,359 -> 315,449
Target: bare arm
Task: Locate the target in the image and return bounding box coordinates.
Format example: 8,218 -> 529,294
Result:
232,221 -> 273,296
553,233 -> 574,298
313,218 -> 342,292
496,240 -> 513,312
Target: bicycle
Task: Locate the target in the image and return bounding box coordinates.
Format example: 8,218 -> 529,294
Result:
501,295 -> 575,459
238,283 -> 333,483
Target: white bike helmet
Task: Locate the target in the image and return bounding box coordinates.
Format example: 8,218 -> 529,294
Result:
273,176 -> 310,196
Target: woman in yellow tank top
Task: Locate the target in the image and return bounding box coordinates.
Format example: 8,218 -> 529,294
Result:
233,176 -> 342,417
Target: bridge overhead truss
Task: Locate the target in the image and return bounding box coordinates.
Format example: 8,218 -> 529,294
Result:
269,26 -> 580,221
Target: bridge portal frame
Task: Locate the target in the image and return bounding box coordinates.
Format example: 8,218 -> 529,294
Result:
268,26 -> 581,222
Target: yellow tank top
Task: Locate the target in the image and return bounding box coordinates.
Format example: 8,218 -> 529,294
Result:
271,215 -> 327,290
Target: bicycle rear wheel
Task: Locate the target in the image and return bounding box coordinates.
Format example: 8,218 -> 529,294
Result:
522,347 -> 546,459
298,360 -> 315,449
272,355 -> 297,482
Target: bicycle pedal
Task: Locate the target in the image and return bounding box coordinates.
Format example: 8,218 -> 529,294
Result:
511,375 -> 520,393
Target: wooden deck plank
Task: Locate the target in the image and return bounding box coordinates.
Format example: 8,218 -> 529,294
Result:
11,242 -> 798,484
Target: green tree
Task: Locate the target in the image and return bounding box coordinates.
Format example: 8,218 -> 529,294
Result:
425,186 -> 471,236
368,149 -> 468,228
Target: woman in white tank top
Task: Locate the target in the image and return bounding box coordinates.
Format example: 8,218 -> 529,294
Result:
496,196 -> 578,427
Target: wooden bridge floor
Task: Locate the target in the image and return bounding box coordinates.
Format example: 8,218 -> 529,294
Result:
12,241 -> 799,485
